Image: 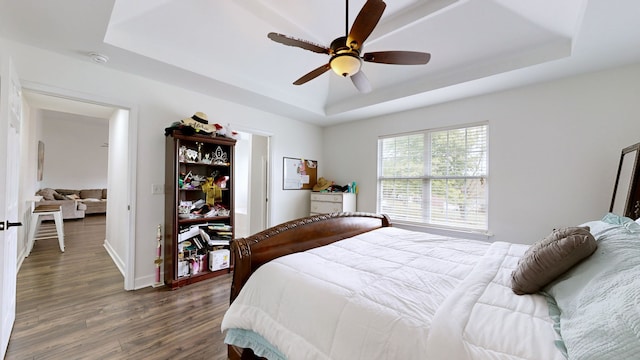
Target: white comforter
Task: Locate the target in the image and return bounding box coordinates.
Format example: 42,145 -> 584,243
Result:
221,227 -> 564,360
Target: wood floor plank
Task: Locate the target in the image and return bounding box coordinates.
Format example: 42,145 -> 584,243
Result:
6,215 -> 231,360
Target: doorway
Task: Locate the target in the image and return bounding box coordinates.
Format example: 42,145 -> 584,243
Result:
19,87 -> 135,290
234,131 -> 270,238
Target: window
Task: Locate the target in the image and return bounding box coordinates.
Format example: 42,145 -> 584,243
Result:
377,123 -> 488,231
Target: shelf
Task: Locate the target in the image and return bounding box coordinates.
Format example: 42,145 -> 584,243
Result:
179,161 -> 230,167
165,129 -> 236,289
178,215 -> 231,226
178,187 -> 229,191
169,267 -> 231,289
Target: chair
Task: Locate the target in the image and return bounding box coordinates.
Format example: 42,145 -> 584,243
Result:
28,204 -> 65,253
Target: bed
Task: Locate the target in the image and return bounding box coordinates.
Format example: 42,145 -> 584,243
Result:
222,142 -> 640,360
221,212 -> 640,360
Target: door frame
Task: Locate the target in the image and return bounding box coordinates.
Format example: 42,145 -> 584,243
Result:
21,81 -> 138,290
232,125 -> 272,231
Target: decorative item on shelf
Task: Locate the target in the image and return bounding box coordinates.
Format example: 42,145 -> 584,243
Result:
178,200 -> 192,215
200,203 -> 230,217
215,175 -> 230,189
185,148 -> 198,162
197,142 -> 203,162
164,112 -> 240,139
180,171 -> 193,189
214,204 -> 231,217
201,177 -> 222,205
214,123 -> 239,139
179,145 -> 187,162
201,152 -> 212,164
212,146 -> 229,165
164,112 -> 217,136
190,174 -> 207,188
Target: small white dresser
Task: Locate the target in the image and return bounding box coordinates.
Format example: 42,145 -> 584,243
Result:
310,192 -> 356,215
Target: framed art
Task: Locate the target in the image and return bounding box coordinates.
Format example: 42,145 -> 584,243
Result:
283,157 -> 317,190
37,141 -> 44,181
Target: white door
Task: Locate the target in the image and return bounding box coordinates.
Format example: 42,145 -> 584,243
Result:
0,56 -> 22,358
249,135 -> 270,234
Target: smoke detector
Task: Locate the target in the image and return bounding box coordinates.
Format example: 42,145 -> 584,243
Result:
88,52 -> 109,64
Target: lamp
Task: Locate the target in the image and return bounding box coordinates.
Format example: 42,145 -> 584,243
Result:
330,52 -> 362,77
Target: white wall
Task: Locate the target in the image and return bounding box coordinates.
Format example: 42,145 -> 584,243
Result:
104,108 -> 129,275
39,111 -> 109,189
323,63 -> 640,245
2,38 -> 323,289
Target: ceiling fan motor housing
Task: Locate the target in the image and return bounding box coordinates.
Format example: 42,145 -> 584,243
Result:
329,36 -> 362,77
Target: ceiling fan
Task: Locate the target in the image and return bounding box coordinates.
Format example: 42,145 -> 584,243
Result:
267,0 -> 431,93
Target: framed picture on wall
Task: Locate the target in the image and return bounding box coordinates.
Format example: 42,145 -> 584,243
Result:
37,141 -> 44,181
283,157 -> 317,190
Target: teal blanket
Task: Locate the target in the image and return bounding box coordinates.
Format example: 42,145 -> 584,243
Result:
225,328 -> 287,360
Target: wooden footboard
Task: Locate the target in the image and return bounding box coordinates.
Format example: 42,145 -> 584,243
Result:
229,212 -> 391,303
226,212 -> 390,359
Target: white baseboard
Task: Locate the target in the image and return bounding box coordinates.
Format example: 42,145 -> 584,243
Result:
103,239 -> 125,276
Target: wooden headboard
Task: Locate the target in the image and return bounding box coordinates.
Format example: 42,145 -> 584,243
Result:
229,212 -> 391,303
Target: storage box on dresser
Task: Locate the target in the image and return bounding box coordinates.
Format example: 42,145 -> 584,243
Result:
164,129 -> 236,289
310,192 -> 356,215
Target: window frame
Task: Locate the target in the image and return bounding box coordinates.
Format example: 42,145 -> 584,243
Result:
376,122 -> 489,235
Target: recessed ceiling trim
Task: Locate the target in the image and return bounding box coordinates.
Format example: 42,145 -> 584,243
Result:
367,0 -> 461,46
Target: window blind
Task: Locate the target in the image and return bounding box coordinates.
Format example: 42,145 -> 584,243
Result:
378,124 -> 488,230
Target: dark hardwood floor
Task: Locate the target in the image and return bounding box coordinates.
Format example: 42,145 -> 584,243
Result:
6,215 -> 231,360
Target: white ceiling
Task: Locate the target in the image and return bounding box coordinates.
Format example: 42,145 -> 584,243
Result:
2,0 -> 640,126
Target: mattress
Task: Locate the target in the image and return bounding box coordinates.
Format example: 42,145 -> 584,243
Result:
221,227 -> 564,360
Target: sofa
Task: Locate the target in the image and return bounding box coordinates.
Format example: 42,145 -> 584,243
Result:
35,188 -> 107,220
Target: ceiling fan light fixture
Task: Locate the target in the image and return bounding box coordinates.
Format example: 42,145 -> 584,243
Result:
330,53 -> 362,77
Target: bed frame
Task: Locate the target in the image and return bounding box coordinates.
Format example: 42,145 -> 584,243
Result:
228,212 -> 391,360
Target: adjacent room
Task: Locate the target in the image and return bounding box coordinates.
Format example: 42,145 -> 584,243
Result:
1,0 -> 639,359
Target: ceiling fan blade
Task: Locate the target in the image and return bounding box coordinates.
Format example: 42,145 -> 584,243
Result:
267,32 -> 329,54
293,63 -> 331,85
363,51 -> 431,65
351,71 -> 372,93
347,0 -> 386,51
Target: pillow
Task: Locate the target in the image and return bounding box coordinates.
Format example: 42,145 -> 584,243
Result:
102,188 -> 107,199
56,189 -> 80,196
511,226 -> 597,295
66,194 -> 80,200
80,189 -> 103,199
544,223 -> 640,359
36,188 -> 56,201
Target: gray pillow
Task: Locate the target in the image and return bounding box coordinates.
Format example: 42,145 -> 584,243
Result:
511,226 -> 597,295
56,189 -> 80,196
36,188 -> 56,201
